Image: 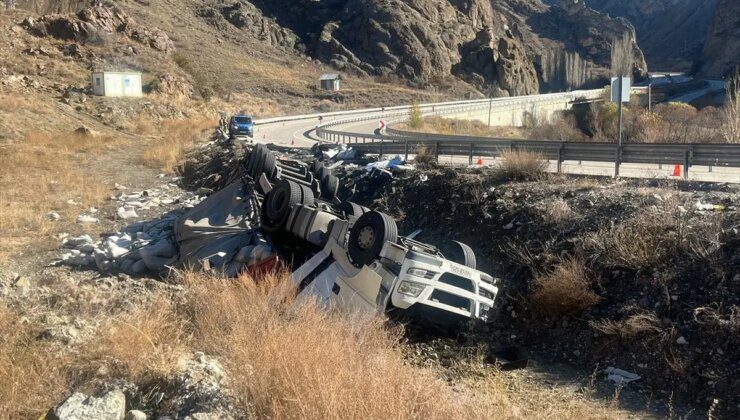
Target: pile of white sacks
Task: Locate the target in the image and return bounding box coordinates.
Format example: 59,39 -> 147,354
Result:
60,210 -> 185,275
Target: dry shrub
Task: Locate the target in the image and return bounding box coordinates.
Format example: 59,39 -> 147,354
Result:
584,211 -> 671,271
589,312 -> 665,340
529,112 -> 587,142
141,118 -> 214,173
413,144 -> 437,166
0,306 -> 69,419
83,297 -> 189,383
0,131 -> 111,260
183,271 -> 466,419
492,149 -> 548,181
543,198 -> 577,224
693,305 -> 740,337
530,257 -> 601,318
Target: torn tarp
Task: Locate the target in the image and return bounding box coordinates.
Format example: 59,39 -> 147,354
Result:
174,180 -> 257,271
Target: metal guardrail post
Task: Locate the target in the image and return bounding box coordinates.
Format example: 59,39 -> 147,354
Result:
683,148 -> 690,179
469,143 -> 474,165
380,138 -> 384,160
557,144 -> 563,174
404,140 -> 409,161
435,142 -> 440,161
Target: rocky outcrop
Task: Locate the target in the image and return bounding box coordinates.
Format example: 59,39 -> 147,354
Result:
582,0 -> 720,72
22,4 -> 174,53
699,0 -> 740,77
197,1 -> 302,51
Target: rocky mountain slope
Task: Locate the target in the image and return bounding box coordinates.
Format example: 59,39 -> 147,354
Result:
581,0 -> 738,77
11,0 -> 647,97
699,0 -> 740,78
581,0 -> 720,72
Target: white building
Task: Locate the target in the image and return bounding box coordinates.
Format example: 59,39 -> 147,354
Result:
91,71 -> 143,97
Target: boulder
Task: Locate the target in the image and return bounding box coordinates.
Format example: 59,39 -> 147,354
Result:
54,389 -> 126,420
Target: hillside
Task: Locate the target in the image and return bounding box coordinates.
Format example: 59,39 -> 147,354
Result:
10,0 -> 647,101
699,0 -> 740,78
583,0 -> 719,72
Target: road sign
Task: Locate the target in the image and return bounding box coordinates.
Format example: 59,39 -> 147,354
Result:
379,120 -> 386,130
611,77 -> 631,103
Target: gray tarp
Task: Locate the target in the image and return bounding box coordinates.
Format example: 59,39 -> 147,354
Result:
174,180 -> 256,270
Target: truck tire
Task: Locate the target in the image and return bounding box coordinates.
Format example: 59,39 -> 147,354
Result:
261,179 -> 302,231
316,166 -> 331,181
449,241 -> 477,270
337,201 -> 367,217
348,211 -> 398,268
263,152 -> 277,181
298,184 -> 315,206
250,145 -> 267,179
320,174 -> 339,201
311,160 -> 324,175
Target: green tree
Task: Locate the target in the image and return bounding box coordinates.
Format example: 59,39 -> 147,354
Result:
409,102 -> 423,129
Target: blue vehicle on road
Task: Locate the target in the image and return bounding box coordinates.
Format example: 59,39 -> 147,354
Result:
229,114 -> 254,139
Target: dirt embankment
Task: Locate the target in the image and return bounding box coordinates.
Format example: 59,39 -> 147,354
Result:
337,165 -> 739,417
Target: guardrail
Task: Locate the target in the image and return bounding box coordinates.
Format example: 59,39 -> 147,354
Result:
321,128 -> 740,179
256,89 -> 604,129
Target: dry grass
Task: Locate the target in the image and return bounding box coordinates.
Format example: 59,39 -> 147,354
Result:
412,144 -> 437,166
590,312 -> 666,340
583,211 -> 671,271
0,131 -> 112,260
82,297 -> 189,383
0,96 -> 32,112
492,149 -> 549,181
183,271 -> 466,419
0,306 -> 70,419
0,270 -> 636,418
141,118 -> 215,173
530,257 -> 601,318
542,198 -> 578,224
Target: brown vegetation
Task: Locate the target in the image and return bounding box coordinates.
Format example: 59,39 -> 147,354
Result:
412,144 -> 437,166
722,68 -> 740,143
530,257 -> 601,318
492,149 -> 549,181
0,131 -> 112,261
140,119 -> 215,173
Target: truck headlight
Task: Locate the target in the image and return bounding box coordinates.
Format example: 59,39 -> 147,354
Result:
397,281 -> 426,298
407,268 -> 436,279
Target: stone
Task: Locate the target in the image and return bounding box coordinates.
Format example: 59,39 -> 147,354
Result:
55,389 -> 126,420
77,214 -> 99,224
74,125 -> 97,137
64,234 -> 94,247
117,206 -> 139,220
677,336 -> 689,345
48,211 -> 61,221
124,410 -> 147,420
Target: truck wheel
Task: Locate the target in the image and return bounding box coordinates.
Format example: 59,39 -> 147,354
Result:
263,152 -> 277,181
316,166 -> 331,181
262,179 -> 302,231
311,160 -> 324,175
298,183 -> 315,206
320,174 -> 339,201
448,241 -> 477,270
338,201 -> 367,217
348,211 -> 398,268
250,145 -> 267,179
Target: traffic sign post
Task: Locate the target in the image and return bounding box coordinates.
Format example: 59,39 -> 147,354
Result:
611,76 -> 630,178
379,120 -> 386,133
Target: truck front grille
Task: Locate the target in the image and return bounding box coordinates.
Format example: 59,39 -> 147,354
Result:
438,273 -> 474,292
430,290 -> 471,312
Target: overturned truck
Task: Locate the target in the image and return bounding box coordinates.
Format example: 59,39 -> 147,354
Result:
243,143 -> 501,330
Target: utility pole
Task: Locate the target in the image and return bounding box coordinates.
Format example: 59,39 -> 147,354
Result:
487,90 -> 493,127
615,76 -> 623,178
648,83 -> 652,113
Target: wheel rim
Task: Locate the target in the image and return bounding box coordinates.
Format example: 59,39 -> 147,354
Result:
357,226 -> 375,250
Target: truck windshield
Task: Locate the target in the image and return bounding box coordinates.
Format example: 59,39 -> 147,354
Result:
234,116 -> 252,124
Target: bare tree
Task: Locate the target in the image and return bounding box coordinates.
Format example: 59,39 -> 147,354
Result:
722,67 -> 740,143
610,34 -> 633,77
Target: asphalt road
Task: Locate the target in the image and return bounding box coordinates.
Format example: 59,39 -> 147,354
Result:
253,95 -> 740,184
